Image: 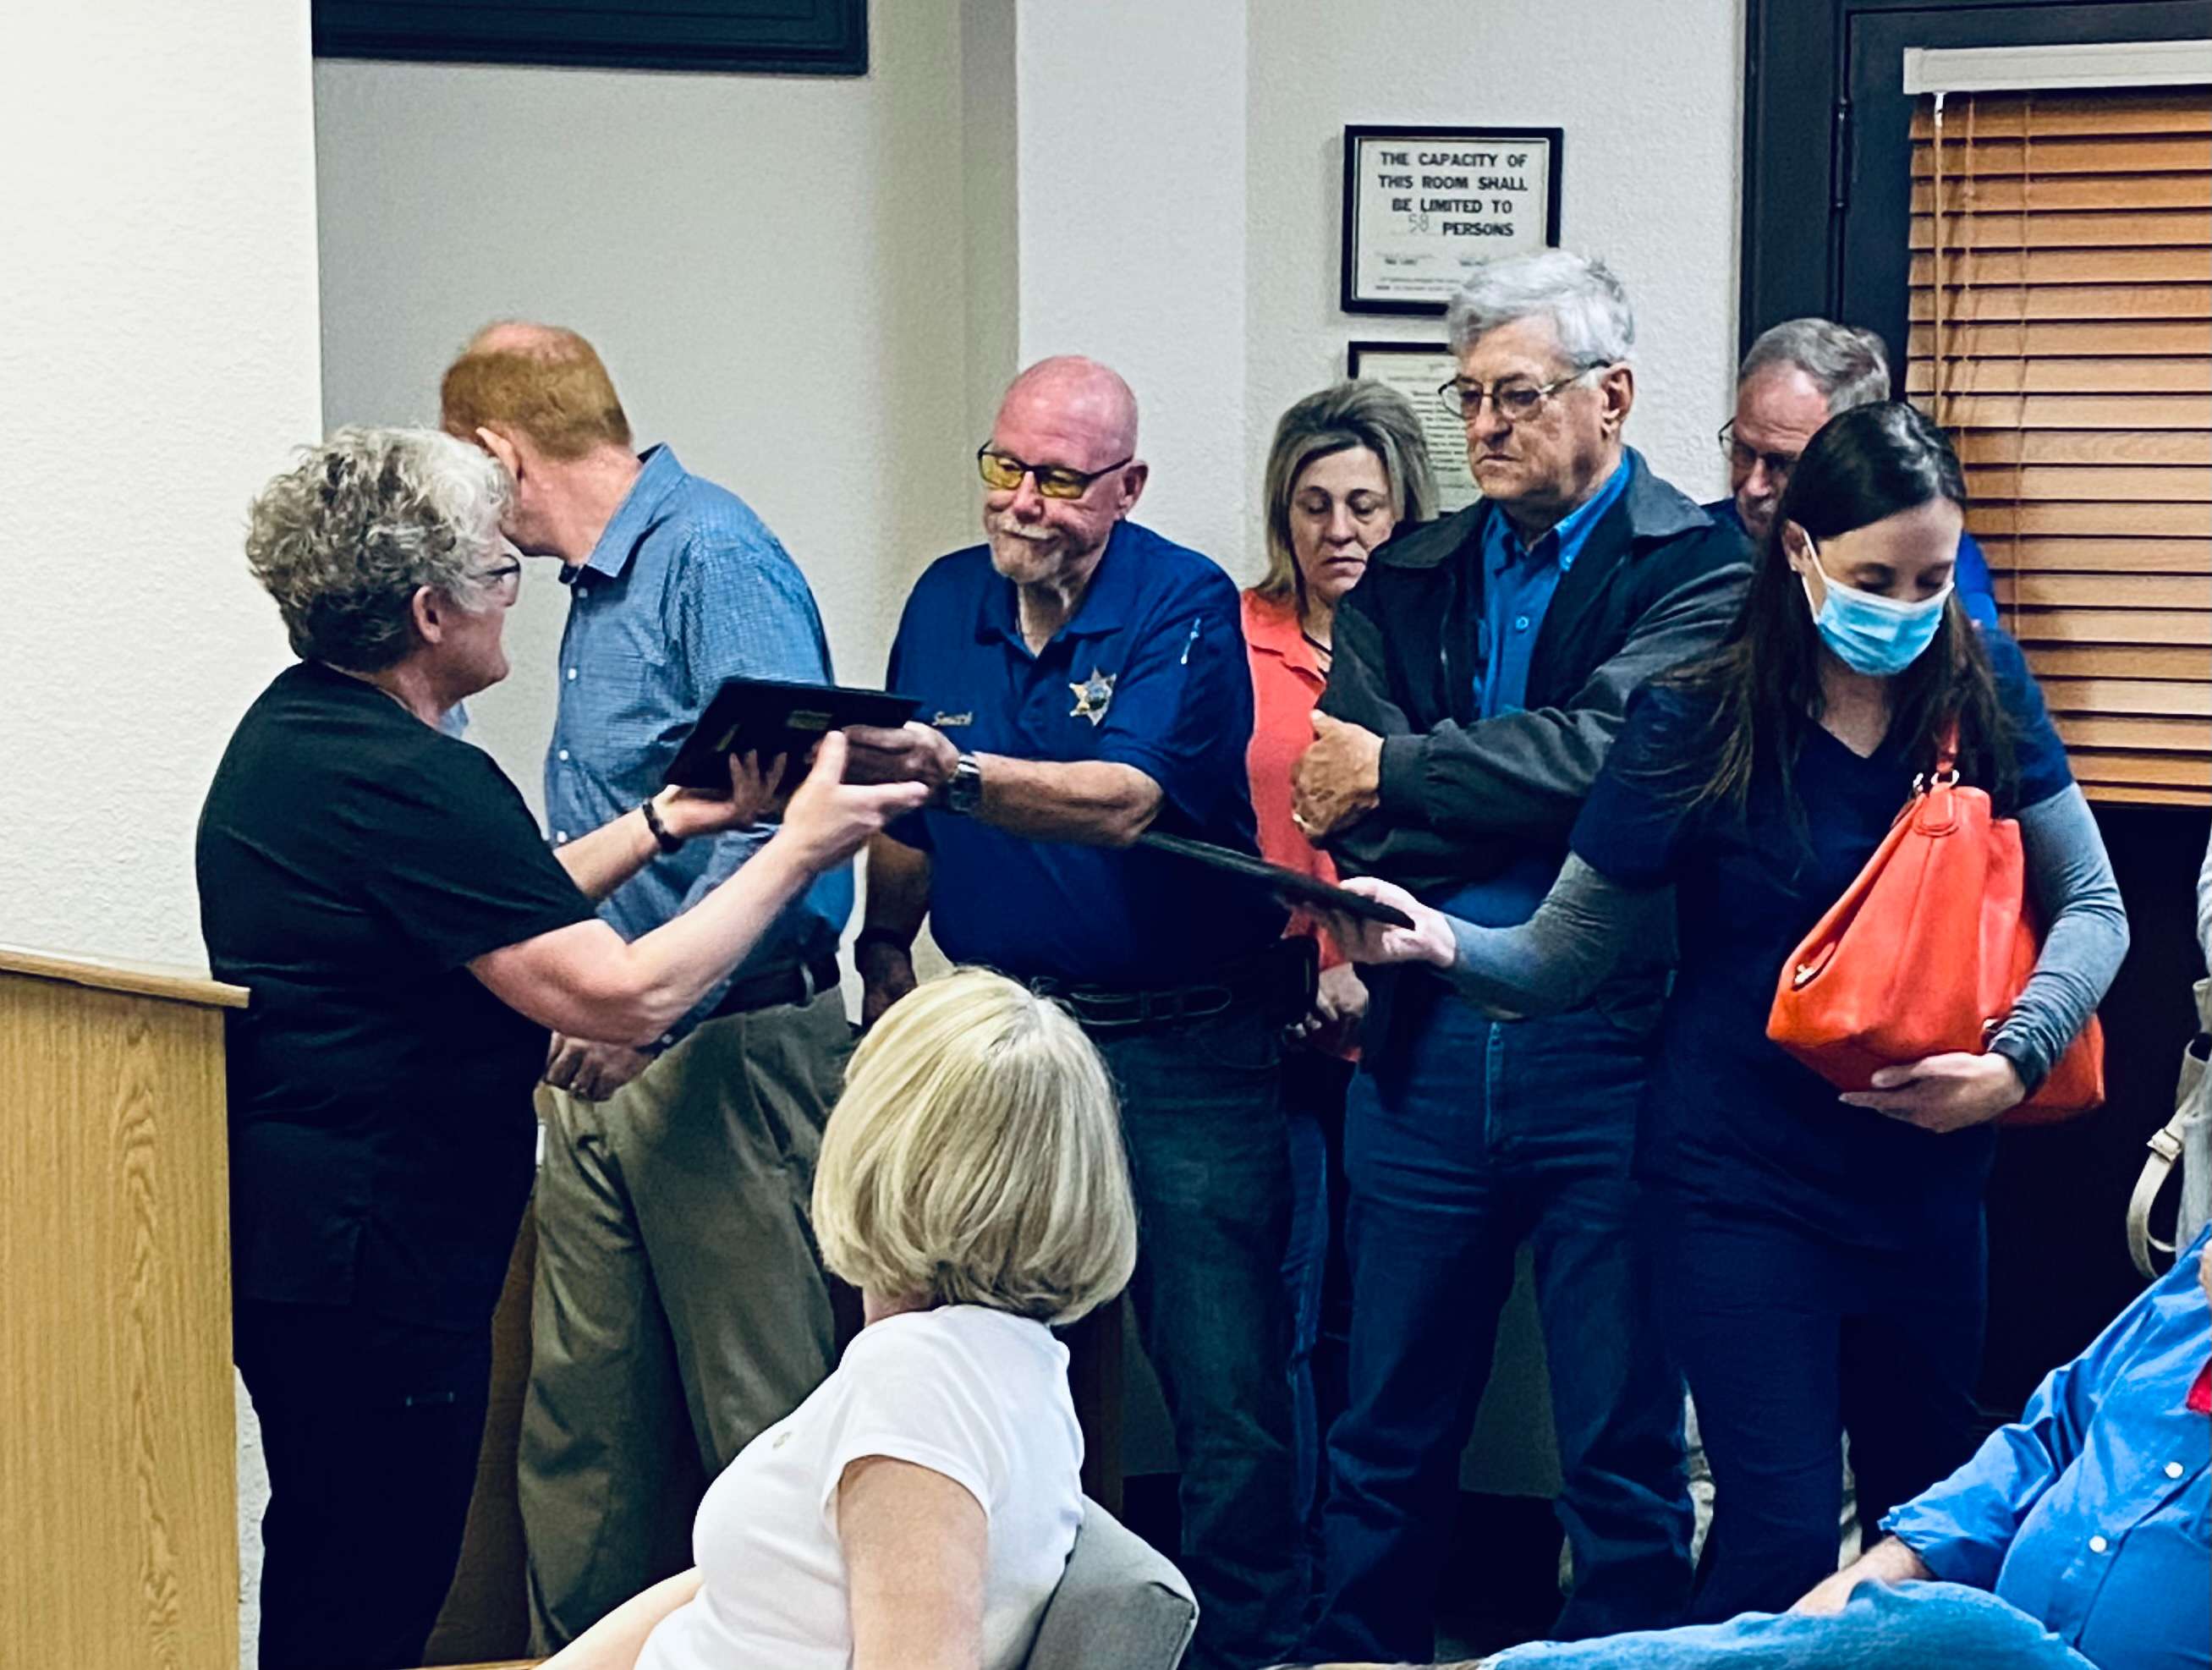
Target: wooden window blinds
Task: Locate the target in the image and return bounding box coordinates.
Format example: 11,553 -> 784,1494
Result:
1910,88 -> 2212,806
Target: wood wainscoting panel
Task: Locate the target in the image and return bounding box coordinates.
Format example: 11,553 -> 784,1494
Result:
0,968 -> 239,1670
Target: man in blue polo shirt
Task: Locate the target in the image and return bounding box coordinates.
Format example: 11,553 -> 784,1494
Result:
844,354 -> 1304,1670
1713,318 -> 1997,626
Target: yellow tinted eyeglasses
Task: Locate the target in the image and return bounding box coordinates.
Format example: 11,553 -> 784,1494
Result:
976,444 -> 1133,501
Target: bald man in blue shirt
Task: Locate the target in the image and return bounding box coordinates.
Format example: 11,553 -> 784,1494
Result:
845,355 -> 1304,1670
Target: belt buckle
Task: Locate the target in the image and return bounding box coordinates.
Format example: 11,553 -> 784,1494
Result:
797,959 -> 819,1005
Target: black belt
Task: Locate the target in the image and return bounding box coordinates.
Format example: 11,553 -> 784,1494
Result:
1029,944 -> 1300,1035
706,952 -> 842,1021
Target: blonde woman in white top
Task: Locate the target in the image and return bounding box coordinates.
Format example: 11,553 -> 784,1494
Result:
542,967 -> 1141,1670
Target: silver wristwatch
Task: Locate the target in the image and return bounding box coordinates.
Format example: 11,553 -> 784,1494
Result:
944,752 -> 984,816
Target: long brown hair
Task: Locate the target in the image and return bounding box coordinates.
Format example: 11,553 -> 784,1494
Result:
1665,401 -> 2013,822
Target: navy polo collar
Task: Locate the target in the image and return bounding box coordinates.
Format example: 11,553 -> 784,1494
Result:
974,519 -> 1143,648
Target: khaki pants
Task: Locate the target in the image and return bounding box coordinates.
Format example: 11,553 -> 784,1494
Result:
519,988 -> 852,1651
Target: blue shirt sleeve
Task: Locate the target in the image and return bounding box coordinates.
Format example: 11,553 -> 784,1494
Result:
1567,683 -> 1715,888
674,528 -> 836,700
1984,627 -> 2073,813
1956,530 -> 2000,629
662,530 -> 847,1036
1088,571 -> 1253,831
1880,1239 -> 2184,1589
880,589 -> 936,854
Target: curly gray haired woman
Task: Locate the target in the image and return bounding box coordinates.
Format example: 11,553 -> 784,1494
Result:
247,426 -> 516,670
200,426 -> 927,1670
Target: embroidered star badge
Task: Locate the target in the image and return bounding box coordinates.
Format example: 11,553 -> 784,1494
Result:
1069,667 -> 1117,726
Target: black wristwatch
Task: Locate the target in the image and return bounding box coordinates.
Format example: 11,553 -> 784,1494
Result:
639,794 -> 685,854
943,752 -> 984,816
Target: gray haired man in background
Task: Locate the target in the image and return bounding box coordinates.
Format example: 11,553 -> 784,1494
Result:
1710,317 -> 1996,624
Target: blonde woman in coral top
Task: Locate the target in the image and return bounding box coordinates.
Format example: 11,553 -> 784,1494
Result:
1241,379 -> 1435,1541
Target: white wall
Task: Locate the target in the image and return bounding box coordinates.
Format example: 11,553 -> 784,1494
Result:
1245,0 -> 1747,587
1013,2 -> 1253,567
314,0 -> 981,809
1243,0 -> 1746,1495
0,3 -> 324,1658
0,0 -> 324,965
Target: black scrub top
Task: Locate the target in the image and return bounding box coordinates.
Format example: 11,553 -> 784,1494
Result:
1571,630 -> 2075,1250
198,661 -> 597,1331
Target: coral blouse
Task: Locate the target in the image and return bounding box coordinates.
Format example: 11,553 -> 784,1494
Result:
1240,589 -> 1348,984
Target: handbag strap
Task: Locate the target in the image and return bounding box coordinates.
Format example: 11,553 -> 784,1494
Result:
1907,717 -> 1963,805
2128,1111 -> 2187,1279
1932,717 -> 1960,780
2131,983 -> 2212,1278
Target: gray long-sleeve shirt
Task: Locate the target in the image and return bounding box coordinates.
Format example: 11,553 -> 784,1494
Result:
1441,784 -> 2127,1091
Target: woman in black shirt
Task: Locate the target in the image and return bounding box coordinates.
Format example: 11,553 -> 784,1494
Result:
198,427 -> 925,1670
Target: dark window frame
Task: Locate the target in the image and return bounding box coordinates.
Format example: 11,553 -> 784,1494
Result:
1737,0 -> 2199,357
313,0 -> 869,77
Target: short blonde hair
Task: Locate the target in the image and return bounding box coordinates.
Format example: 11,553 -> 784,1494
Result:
439,323 -> 632,461
812,970 -> 1138,1327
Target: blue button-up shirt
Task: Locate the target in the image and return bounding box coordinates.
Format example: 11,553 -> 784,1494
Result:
1885,1228 -> 2212,1670
1479,453 -> 1633,717
1435,454 -> 1635,929
882,521 -> 1284,988
545,446 -> 850,1031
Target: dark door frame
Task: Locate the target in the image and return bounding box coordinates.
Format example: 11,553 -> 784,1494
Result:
1738,0 -> 2205,354
1835,0 -> 2204,379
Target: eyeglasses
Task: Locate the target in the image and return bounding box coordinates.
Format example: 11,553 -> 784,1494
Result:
1719,422 -> 1800,483
1436,367 -> 1597,424
471,559 -> 523,602
976,444 -> 1133,501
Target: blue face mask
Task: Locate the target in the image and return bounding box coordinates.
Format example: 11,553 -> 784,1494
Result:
1799,540 -> 1952,677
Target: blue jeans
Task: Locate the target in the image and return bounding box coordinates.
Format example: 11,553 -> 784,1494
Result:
1284,1052 -> 1354,1541
1305,988 -> 1693,1663
1653,1198 -> 1987,1623
1490,1581 -> 2099,1670
1090,997 -> 1304,1670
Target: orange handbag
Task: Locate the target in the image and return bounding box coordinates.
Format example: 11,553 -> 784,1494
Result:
1765,730 -> 2104,1123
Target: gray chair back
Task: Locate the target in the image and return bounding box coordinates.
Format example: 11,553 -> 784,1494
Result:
1023,1495 -> 1198,1670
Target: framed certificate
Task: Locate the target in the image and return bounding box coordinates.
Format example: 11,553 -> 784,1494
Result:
1341,125 -> 1563,315
1347,341 -> 1479,514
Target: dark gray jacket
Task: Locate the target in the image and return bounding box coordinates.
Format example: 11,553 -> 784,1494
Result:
1319,449 -> 1748,1045
1320,448 -> 1750,896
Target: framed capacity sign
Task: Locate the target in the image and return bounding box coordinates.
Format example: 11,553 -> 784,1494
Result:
1345,342 -> 1479,513
1341,125 -> 1563,315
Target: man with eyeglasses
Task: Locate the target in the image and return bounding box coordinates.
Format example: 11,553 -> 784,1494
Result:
841,354 -> 1307,1670
1287,250 -> 1748,1663
440,321 -> 859,1655
1712,318 -> 1996,625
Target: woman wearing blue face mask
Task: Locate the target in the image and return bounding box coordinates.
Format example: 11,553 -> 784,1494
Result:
1317,401 -> 2129,1624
